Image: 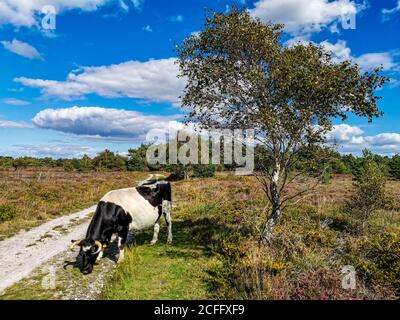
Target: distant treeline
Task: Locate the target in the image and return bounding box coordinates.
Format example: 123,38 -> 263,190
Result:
2,144 -> 400,180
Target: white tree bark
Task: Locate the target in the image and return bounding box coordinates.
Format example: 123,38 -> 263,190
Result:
261,162 -> 282,243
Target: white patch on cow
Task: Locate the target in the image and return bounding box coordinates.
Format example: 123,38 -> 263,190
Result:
117,236 -> 125,263
96,250 -> 103,261
163,200 -> 173,244
101,187 -> 160,230
82,246 -> 91,252
150,222 -> 160,245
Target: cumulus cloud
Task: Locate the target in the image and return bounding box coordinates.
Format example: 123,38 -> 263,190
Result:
326,124 -> 400,155
2,98 -> 30,106
354,52 -> 398,71
249,0 -> 358,35
327,124 -> 364,142
1,39 -> 42,60
292,39 -> 400,72
320,40 -> 398,71
319,40 -> 352,62
0,0 -> 145,27
0,120 -> 32,128
15,58 -> 185,105
0,0 -> 117,27
32,106 -> 185,142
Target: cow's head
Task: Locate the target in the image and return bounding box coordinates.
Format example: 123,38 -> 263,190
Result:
70,239 -> 102,274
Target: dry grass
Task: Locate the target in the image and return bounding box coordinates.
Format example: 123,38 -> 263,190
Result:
0,170 -> 149,240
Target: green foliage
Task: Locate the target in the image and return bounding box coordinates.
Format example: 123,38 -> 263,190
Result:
63,161 -> 75,172
126,145 -> 149,171
320,166 -> 333,185
77,155 -> 94,172
346,149 -> 387,234
92,149 -> 127,171
0,156 -> 13,169
192,164 -> 216,178
356,233 -> 400,294
0,204 -> 17,222
389,154 -> 400,180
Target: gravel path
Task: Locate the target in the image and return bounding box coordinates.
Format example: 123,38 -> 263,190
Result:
0,205 -> 97,293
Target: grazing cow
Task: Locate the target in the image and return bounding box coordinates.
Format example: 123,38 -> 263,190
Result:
71,175 -> 172,274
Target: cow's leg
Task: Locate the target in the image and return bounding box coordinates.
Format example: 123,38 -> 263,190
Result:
96,250 -> 103,262
117,227 -> 129,263
150,222 -> 160,245
163,200 -> 172,244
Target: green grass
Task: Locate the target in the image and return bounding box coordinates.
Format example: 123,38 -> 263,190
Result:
102,219 -> 214,300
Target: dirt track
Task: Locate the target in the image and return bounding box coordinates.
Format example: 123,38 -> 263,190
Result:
0,205 -> 97,294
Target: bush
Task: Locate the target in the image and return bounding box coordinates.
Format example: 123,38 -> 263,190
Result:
0,204 -> 17,222
192,164 -> 216,178
357,233 -> 400,295
346,150 -> 387,234
320,166 -> 333,184
287,269 -> 357,300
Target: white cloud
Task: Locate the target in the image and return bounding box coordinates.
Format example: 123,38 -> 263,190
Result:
328,124 -> 364,142
0,0 -> 112,27
131,0 -> 144,11
320,40 -> 352,62
326,124 -> 400,155
354,52 -> 397,71
382,0 -> 400,20
0,120 -> 32,128
249,0 -> 358,35
1,39 -> 42,60
2,98 -> 30,105
0,0 -> 143,27
15,58 -> 185,105
142,25 -> 153,32
32,106 -> 185,142
169,15 -> 184,22
302,39 -> 399,72
8,144 -> 95,158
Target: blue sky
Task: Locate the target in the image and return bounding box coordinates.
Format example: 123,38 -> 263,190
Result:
1,0 -> 400,158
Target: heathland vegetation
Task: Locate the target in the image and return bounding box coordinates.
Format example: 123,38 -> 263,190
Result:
1,170 -> 398,299
1,9 -> 399,300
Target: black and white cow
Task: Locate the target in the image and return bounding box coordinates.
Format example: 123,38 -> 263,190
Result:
71,175 -> 172,274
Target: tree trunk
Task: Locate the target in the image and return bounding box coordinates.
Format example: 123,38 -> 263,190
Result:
260,162 -> 282,244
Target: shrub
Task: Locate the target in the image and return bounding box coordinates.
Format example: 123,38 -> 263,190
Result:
346,150 -> 387,234
192,164 -> 216,178
357,233 -> 400,295
0,204 -> 17,222
320,165 -> 333,184
288,269 -> 356,300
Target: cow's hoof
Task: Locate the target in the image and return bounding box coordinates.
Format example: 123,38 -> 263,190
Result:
167,240 -> 172,245
150,240 -> 157,245
116,255 -> 124,264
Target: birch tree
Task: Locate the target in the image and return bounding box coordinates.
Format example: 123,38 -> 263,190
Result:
177,9 -> 387,243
